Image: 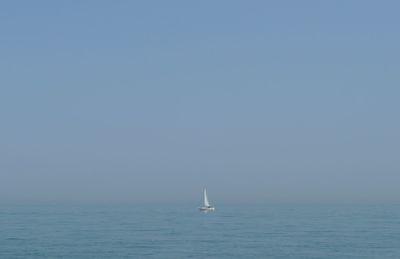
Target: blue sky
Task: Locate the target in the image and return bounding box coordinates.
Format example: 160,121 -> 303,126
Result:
1,1 -> 399,204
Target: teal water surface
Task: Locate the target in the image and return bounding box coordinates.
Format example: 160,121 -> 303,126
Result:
1,204 -> 400,258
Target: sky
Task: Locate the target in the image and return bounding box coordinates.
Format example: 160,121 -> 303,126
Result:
1,1 -> 399,204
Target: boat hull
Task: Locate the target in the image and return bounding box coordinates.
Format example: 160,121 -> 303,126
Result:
199,207 -> 215,211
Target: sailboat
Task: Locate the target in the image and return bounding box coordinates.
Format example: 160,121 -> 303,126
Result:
199,188 -> 215,211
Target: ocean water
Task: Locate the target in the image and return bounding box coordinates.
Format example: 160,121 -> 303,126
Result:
1,204 -> 400,258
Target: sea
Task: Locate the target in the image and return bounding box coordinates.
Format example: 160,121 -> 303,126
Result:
1,204 -> 400,258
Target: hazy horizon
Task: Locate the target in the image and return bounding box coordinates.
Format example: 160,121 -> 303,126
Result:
1,1 -> 399,204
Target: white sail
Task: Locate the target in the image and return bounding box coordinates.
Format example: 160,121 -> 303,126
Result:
204,188 -> 210,207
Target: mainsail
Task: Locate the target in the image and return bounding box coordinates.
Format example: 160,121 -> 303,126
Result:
204,188 -> 210,207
